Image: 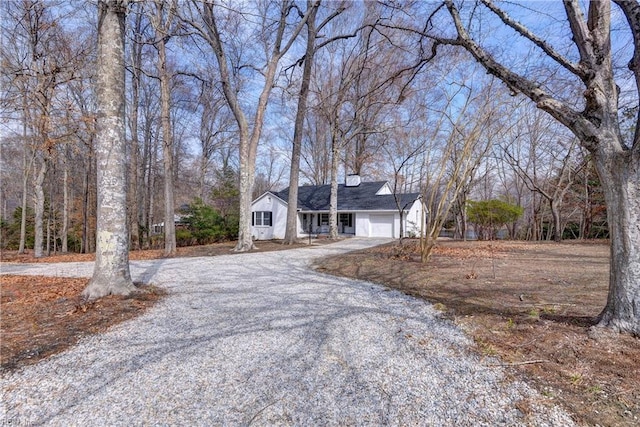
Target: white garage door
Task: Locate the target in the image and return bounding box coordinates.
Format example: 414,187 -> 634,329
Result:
369,214 -> 394,237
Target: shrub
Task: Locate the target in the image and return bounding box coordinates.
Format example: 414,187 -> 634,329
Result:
183,198 -> 237,245
467,199 -> 524,240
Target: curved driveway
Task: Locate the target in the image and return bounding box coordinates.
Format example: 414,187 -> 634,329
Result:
1,239 -> 573,426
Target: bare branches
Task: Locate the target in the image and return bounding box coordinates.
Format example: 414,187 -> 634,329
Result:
481,0 -> 585,79
442,0 -> 598,150
613,0 -> 640,149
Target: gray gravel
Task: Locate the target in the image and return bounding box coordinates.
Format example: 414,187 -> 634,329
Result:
1,238 -> 574,426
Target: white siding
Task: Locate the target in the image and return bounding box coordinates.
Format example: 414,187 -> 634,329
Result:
251,193 -> 287,240
405,200 -> 423,237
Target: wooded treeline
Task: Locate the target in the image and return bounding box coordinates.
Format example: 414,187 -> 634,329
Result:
1,0 -> 620,256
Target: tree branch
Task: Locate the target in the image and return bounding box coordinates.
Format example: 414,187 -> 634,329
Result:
442,0 -> 599,150
481,0 -> 585,79
613,0 -> 640,149
563,0 -> 595,70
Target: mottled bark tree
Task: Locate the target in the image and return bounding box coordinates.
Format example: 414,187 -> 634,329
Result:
83,0 -> 135,299
438,0 -> 640,334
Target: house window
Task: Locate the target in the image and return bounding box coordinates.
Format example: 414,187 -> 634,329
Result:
339,213 -> 353,228
318,213 -> 329,226
253,211 -> 272,226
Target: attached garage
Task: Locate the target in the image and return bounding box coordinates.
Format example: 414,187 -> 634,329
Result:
369,214 -> 394,237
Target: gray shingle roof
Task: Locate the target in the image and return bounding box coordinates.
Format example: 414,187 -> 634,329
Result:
273,181 -> 420,211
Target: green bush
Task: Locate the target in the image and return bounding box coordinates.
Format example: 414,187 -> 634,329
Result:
175,229 -> 196,247
467,199 -> 524,240
183,198 -> 236,245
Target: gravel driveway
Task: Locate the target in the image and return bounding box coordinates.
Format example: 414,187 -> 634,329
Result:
1,238 -> 574,426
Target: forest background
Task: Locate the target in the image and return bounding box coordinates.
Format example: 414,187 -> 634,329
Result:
0,0 -> 635,256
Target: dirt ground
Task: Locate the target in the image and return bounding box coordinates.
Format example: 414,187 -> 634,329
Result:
2,239 -> 638,426
316,239 -> 639,427
1,276 -> 165,371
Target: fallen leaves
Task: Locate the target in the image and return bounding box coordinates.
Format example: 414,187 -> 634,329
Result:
0,275 -> 165,371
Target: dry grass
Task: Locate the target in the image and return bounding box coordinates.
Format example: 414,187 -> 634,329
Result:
316,239 -> 640,427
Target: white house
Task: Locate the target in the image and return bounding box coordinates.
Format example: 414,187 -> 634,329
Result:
250,176 -> 423,240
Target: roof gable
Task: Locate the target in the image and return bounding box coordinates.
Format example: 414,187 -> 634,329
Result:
376,182 -> 392,195
251,191 -> 288,207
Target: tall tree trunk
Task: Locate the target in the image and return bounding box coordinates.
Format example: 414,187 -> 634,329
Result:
62,153 -> 69,252
328,130 -> 340,240
140,122 -> 151,248
284,2 -> 318,244
550,199 -> 562,243
19,147 -> 30,254
147,140 -> 157,248
199,154 -> 207,202
83,0 -> 135,299
236,131 -> 255,250
33,157 -> 47,258
158,36 -> 176,256
128,7 -> 142,251
46,171 -> 53,256
82,161 -> 89,253
18,97 -> 31,254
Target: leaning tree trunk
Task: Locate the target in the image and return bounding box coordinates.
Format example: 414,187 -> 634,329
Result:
595,148 -> 640,335
83,0 -> 135,299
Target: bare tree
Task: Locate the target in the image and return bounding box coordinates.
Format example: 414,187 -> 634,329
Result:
384,130 -> 427,242
503,120 -> 587,242
197,79 -> 235,202
182,1 -> 315,251
432,0 -> 640,334
127,2 -> 144,250
417,79 -> 496,261
1,1 -> 88,257
83,0 -> 135,299
283,0 -> 320,244
146,0 -> 179,256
